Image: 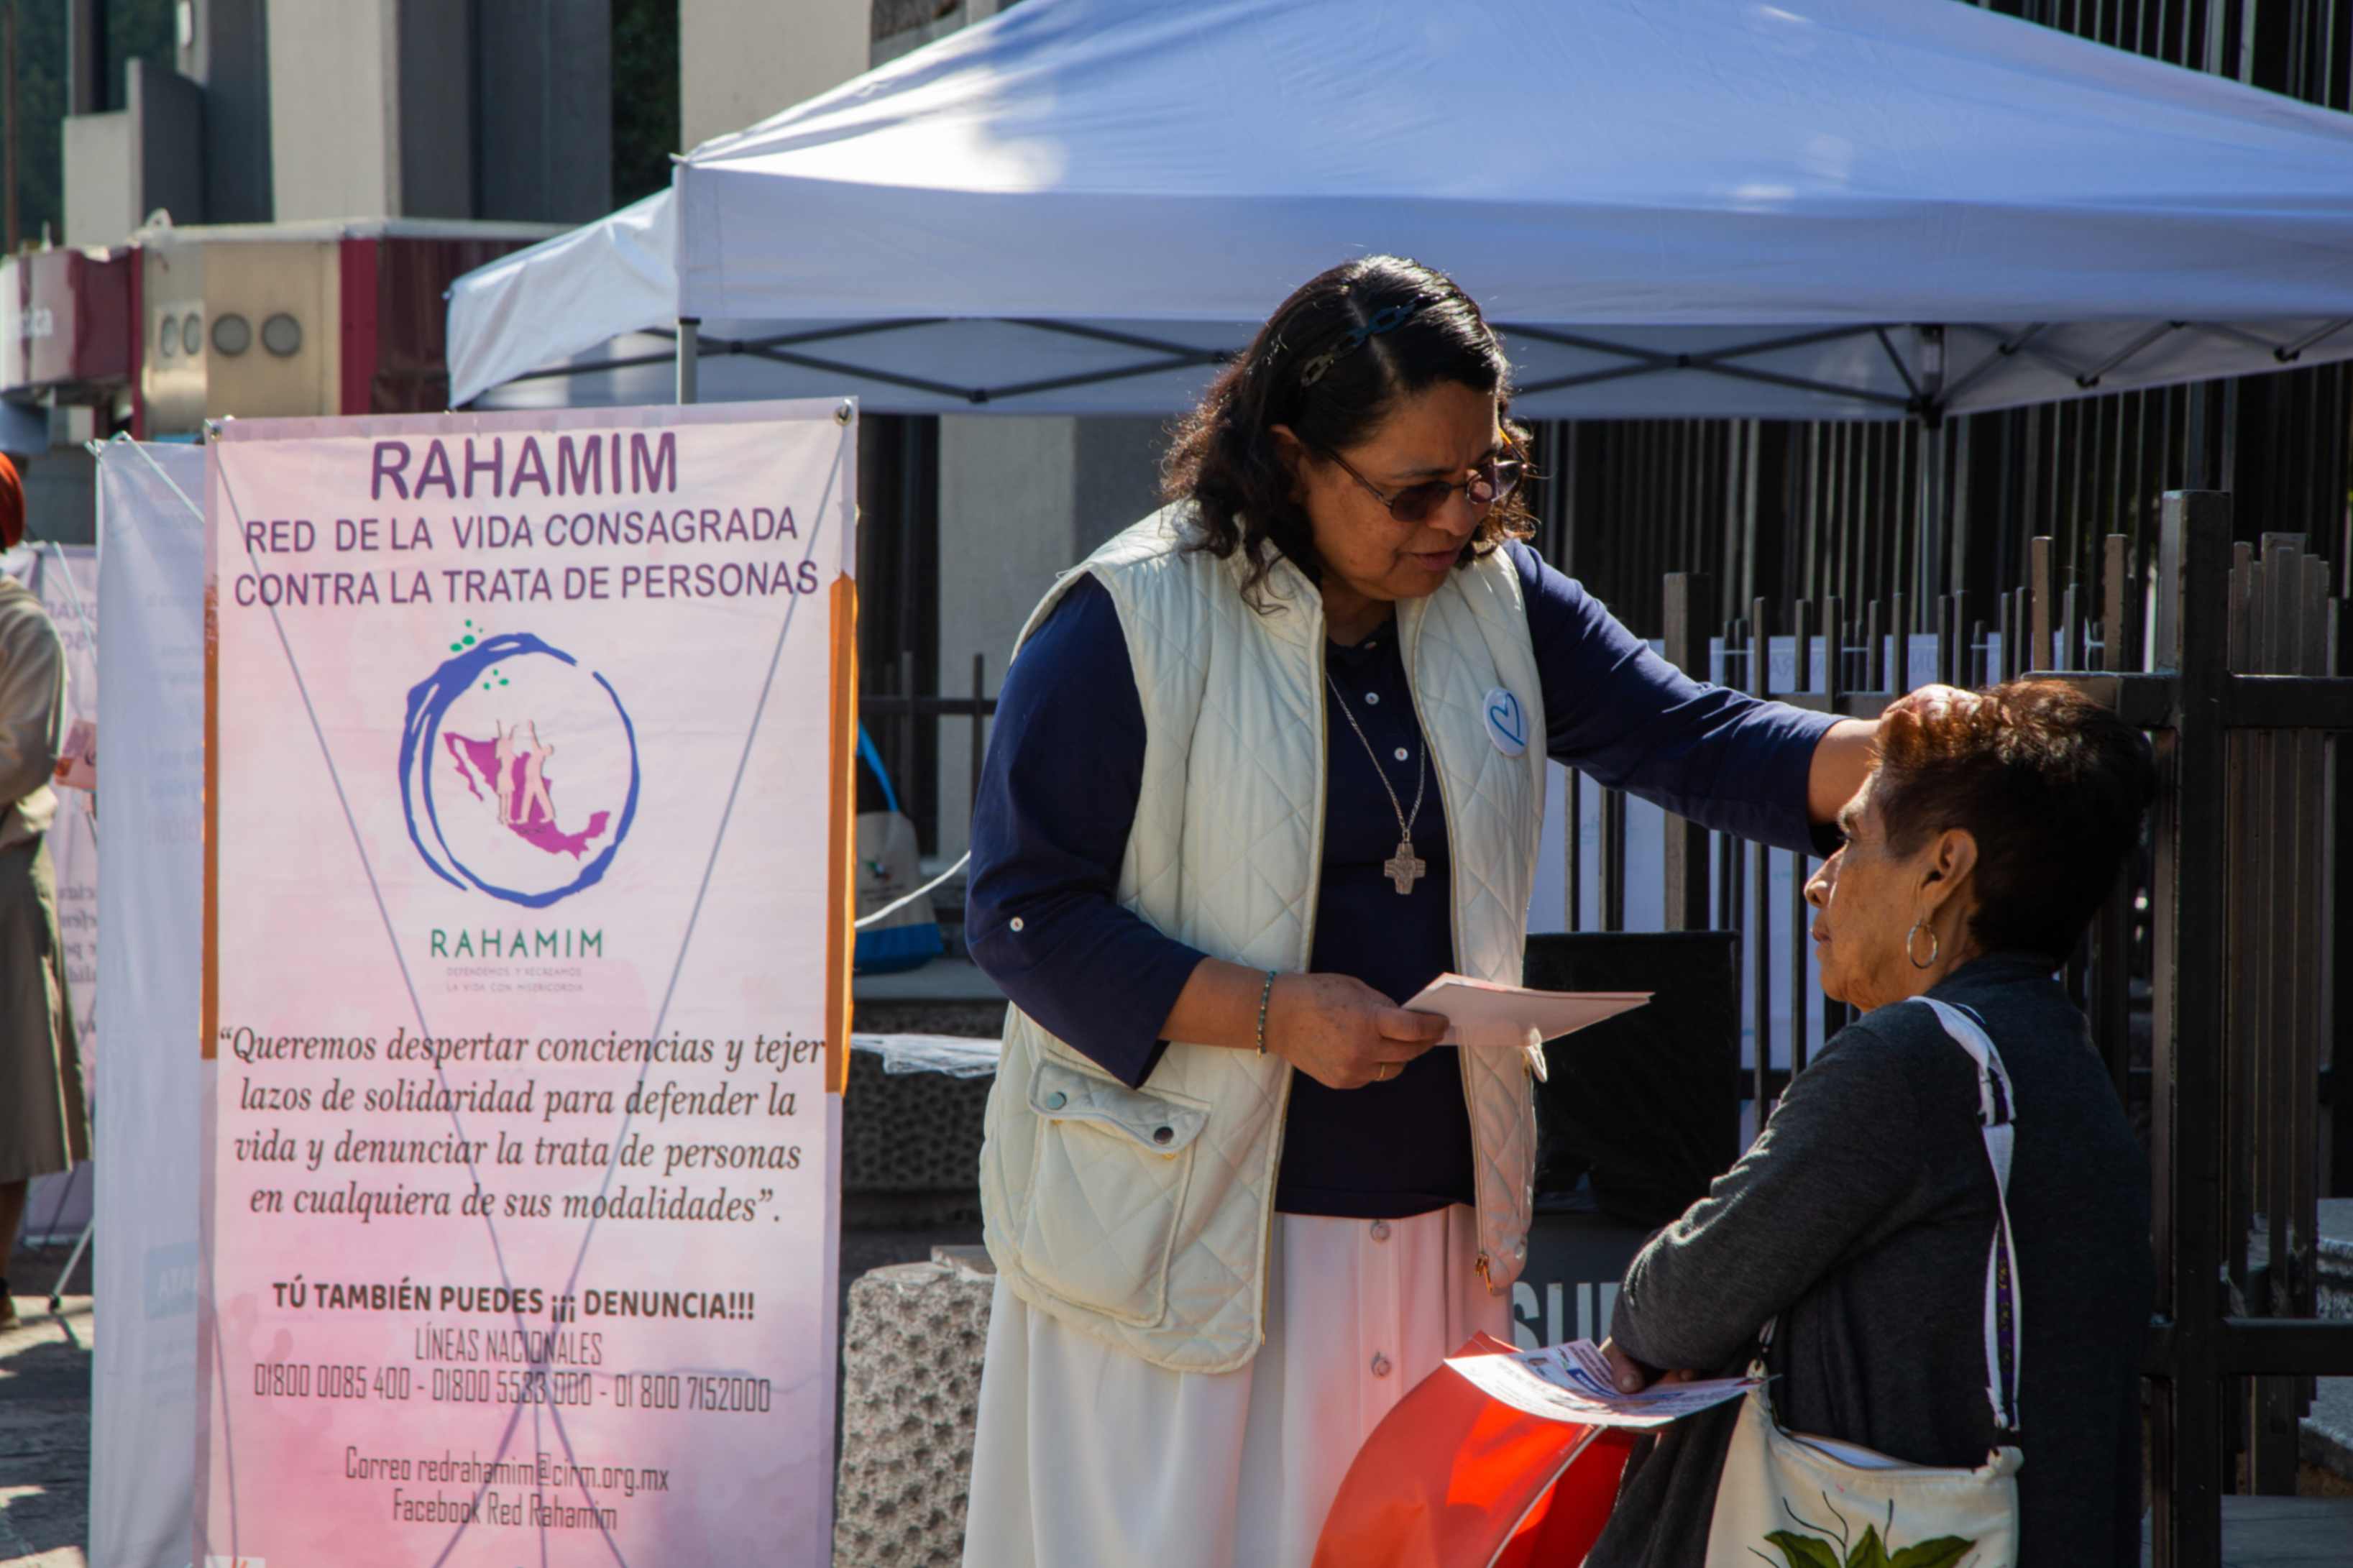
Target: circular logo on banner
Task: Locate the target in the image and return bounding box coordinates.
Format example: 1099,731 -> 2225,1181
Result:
398,629 -> 641,908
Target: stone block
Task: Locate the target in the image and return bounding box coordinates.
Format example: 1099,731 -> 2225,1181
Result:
835,1252 -> 996,1567
843,1050 -> 995,1195
2304,1377 -> 2353,1482
2302,1211 -> 2352,1483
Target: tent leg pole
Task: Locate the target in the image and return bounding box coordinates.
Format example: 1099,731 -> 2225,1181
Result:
1914,418 -> 1945,621
47,1215 -> 93,1316
677,316 -> 701,405
1946,418 -> 1971,615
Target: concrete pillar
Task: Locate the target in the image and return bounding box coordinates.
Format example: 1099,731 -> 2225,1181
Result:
932,417 -> 1168,861
61,60 -> 206,244
680,0 -> 867,152
272,0 -> 582,222
476,0 -> 614,224
129,63 -> 206,226
390,0 -> 474,219
183,0 -> 274,223
267,0 -> 398,219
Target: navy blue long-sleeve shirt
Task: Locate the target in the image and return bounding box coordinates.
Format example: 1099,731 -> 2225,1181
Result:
968,541 -> 1837,1218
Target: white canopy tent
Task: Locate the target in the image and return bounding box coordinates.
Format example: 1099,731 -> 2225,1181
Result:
449,0 -> 2353,427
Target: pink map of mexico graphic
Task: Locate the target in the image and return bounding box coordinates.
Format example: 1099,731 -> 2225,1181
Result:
443,731 -> 612,858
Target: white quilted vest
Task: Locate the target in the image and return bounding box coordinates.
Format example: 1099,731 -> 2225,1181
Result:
977,507 -> 1547,1374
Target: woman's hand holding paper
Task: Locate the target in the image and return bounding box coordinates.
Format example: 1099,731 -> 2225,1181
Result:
1266,972 -> 1449,1091
1600,1336 -> 1700,1395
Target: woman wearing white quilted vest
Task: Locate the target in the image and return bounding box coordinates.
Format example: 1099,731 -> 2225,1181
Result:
960,257 -> 1906,1567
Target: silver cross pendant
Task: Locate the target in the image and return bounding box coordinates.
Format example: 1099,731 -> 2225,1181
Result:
1385,837 -> 1426,895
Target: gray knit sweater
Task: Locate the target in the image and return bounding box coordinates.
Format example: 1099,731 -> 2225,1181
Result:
1586,956 -> 2151,1567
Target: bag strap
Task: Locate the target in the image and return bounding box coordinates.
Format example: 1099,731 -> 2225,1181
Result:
1747,998 -> 2024,1434
1911,996 -> 2024,1436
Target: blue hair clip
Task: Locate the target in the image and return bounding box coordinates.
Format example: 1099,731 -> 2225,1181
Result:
1298,297 -> 1431,386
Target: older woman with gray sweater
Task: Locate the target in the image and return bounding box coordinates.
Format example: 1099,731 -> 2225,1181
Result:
1592,680 -> 2157,1567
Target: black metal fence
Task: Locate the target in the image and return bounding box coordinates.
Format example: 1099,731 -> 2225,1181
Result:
1534,495 -> 2349,1564
2103,495 -> 2352,1564
1521,351 -> 2353,648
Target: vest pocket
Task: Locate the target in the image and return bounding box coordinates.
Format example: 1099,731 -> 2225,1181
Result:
1016,1058 -> 1207,1326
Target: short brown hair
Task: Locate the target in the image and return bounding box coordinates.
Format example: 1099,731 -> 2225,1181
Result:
1871,679 -> 2157,964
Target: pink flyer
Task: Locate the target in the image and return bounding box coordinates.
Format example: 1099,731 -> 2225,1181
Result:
196,403 -> 856,1566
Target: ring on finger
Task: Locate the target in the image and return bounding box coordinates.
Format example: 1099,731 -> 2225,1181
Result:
1375,1062 -> 1397,1083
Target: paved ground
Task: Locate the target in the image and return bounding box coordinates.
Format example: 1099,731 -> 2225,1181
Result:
4,1214 -> 2349,1568
2146,1497 -> 2353,1567
1,1247 -> 89,1568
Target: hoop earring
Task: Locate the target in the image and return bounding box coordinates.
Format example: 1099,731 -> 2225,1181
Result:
1906,920 -> 1940,971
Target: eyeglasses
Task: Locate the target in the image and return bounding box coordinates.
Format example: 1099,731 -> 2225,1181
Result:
1321,447 -> 1524,525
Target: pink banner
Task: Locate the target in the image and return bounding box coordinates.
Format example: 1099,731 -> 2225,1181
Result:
198,402 -> 856,1566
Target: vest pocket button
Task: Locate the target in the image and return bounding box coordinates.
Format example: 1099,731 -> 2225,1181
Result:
1152,1125 -> 1175,1145
1044,1091 -> 1068,1111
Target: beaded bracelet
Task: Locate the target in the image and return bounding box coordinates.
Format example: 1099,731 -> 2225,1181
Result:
1256,971 -> 1278,1055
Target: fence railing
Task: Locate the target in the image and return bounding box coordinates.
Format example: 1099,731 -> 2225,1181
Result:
863,652 -> 996,867
1590,492 -> 2349,1566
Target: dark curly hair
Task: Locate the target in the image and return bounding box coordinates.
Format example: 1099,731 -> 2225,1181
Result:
1161,255 -> 1533,609
1871,679 -> 2157,965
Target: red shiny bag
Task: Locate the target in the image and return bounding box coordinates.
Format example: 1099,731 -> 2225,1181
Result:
1313,1332 -> 1640,1568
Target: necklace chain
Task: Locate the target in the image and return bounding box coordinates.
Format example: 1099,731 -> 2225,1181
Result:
1324,673 -> 1427,841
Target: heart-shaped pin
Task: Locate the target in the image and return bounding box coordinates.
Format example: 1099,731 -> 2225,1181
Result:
1483,687 -> 1527,756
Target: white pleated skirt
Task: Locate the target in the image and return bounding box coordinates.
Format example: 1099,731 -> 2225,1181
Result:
961,1204 -> 1508,1568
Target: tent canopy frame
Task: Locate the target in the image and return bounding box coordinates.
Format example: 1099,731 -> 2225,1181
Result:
633,313 -> 2353,429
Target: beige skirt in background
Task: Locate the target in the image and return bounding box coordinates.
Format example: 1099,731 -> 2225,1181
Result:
962,1203 -> 1505,1568
0,839 -> 86,1186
